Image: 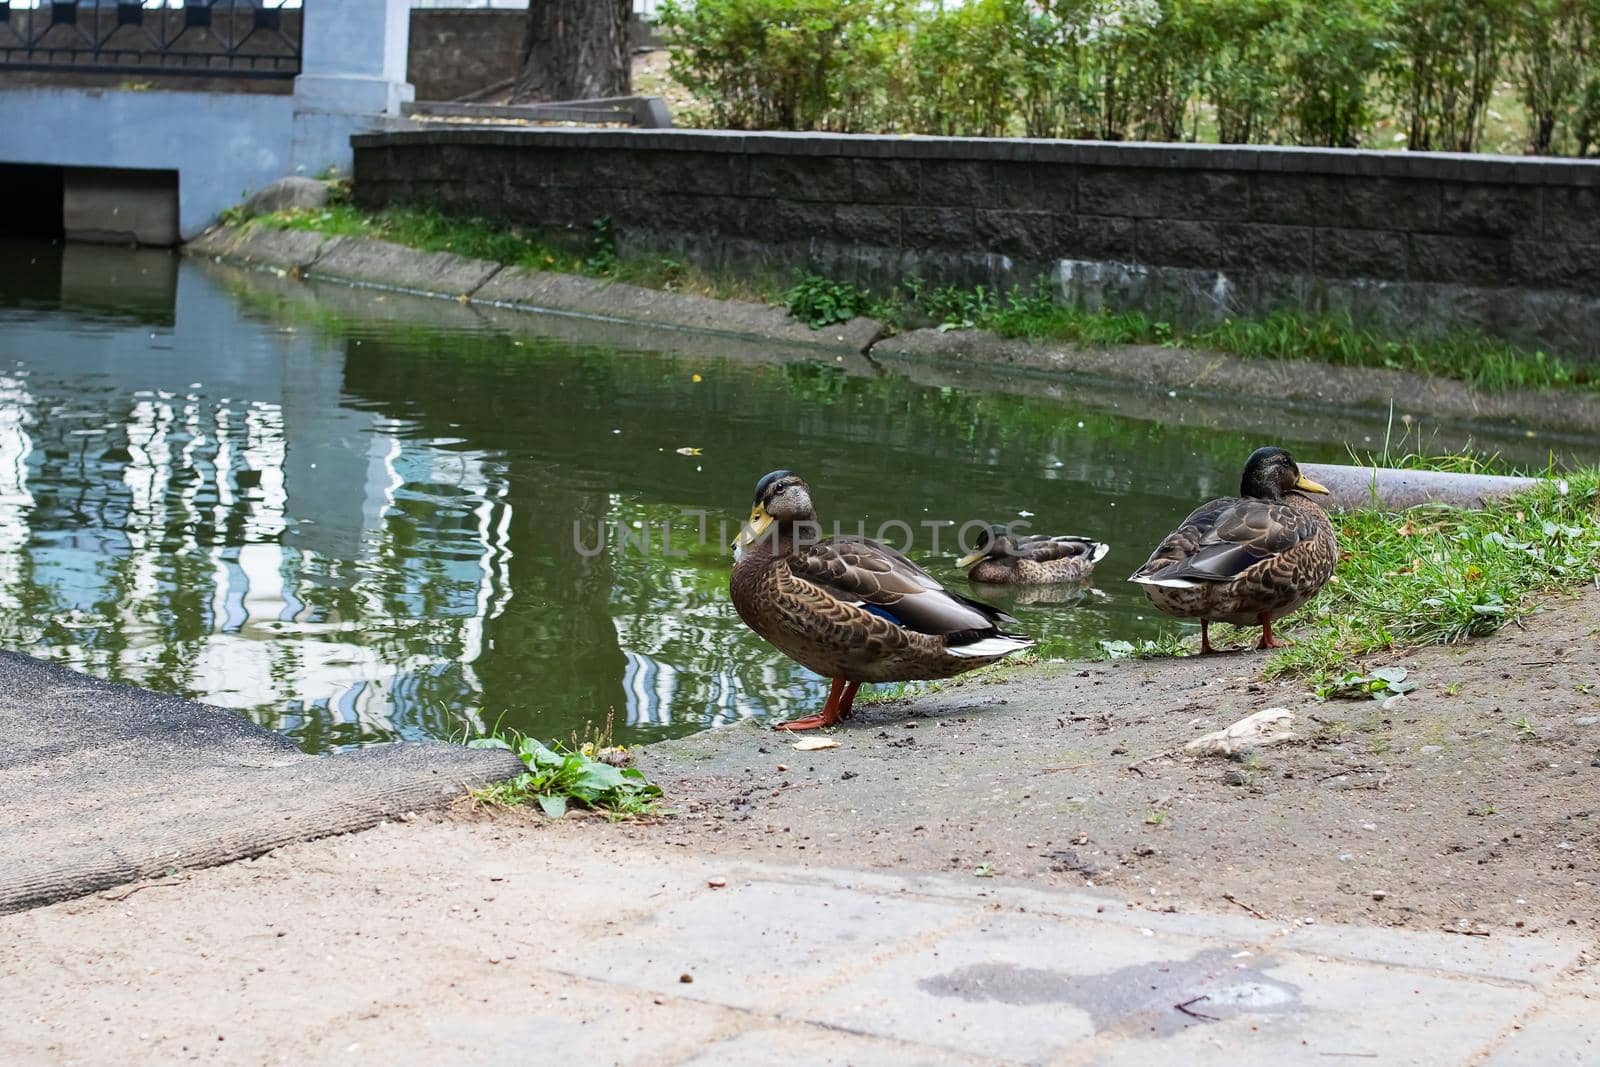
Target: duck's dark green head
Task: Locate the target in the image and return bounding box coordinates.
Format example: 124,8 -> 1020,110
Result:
1241,446 -> 1329,500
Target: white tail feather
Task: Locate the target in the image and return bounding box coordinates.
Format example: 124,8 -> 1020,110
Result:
1129,574 -> 1202,589
948,635 -> 1033,658
1090,541 -> 1111,564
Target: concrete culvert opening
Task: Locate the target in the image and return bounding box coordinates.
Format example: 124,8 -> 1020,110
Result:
0,164 -> 65,239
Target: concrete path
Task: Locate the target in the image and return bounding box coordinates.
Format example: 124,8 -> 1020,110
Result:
2,818 -> 1593,1065
0,653 -> 522,913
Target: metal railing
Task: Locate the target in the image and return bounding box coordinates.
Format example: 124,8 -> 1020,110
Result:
0,1 -> 302,79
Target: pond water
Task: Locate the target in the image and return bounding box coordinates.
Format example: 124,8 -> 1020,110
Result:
0,240 -> 1575,752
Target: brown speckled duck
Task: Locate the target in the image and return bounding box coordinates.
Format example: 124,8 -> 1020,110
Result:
957,523 -> 1109,585
730,470 -> 1033,731
1129,447 -> 1336,653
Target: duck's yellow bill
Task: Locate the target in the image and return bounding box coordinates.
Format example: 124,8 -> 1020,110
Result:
1296,474 -> 1331,494
734,504 -> 775,549
955,550 -> 986,569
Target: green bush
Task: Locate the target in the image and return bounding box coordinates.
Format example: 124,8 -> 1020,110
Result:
1277,0 -> 1391,146
657,0 -> 901,132
1512,0 -> 1600,154
1384,0 -> 1514,152
661,0 -> 1600,156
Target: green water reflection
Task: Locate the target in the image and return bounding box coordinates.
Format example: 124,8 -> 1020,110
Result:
0,241 -> 1574,752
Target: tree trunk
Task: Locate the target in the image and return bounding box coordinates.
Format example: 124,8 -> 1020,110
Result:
512,0 -> 632,103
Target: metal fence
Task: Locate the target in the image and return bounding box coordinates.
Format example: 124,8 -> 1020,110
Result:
409,1 -> 661,16
0,1 -> 302,79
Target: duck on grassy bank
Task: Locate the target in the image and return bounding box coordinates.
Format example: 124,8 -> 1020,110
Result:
729,471 -> 1034,731
957,523 -> 1109,585
1129,446 -> 1336,654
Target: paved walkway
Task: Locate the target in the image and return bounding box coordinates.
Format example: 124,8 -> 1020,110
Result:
2,819 -> 1592,1065
0,653 -> 521,913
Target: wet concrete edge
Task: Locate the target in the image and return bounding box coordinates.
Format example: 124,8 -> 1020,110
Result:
182,222 -> 1600,439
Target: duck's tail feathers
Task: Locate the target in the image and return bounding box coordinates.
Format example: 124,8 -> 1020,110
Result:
946,633 -> 1034,658
1128,572 -> 1203,589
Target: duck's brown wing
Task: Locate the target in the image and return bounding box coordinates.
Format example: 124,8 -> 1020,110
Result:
1132,498 -> 1322,584
1013,534 -> 1105,564
790,537 -> 1017,638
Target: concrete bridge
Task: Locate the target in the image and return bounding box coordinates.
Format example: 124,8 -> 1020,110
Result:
0,0 -> 414,245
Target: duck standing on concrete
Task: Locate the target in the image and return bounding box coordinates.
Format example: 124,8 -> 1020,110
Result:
730,471 -> 1034,731
1129,446 -> 1336,653
957,523 -> 1109,585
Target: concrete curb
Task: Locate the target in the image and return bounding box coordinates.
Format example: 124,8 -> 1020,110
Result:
184,223 -> 883,352
306,236 -> 503,298
873,328 -> 1600,436
477,266 -> 883,350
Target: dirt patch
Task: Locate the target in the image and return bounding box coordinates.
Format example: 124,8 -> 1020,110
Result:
626,587 -> 1600,936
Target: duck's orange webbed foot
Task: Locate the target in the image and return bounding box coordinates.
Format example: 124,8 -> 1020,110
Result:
1256,615 -> 1292,649
773,678 -> 848,732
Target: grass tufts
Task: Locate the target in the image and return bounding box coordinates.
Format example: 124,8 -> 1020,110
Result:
1264,469 -> 1600,685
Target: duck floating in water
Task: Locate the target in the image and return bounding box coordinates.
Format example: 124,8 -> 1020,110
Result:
957,523 -> 1109,585
1129,446 -> 1336,653
729,471 -> 1033,730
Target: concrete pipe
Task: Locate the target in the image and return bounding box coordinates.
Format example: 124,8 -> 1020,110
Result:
1300,463 -> 1542,512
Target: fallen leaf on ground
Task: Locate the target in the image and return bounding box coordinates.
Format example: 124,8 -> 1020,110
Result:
791,737 -> 840,751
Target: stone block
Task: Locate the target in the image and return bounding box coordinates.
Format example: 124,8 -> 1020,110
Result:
1510,240 -> 1600,292
1540,185 -> 1600,243
1439,183 -> 1540,238
746,155 -> 855,201
1088,951 -> 1538,1066
975,209 -> 1054,259
835,204 -> 901,247
1057,214 -> 1136,260
795,913 -> 1217,1063
902,206 -> 975,250
1223,222 -> 1314,273
678,1026 -> 987,1067
758,199 -> 836,241
1481,994 -> 1600,1066
992,161 -> 1050,210
918,159 -> 992,206
1078,166 -> 1165,218
853,159 -> 920,204
1252,173 -> 1439,231
1162,169 -> 1252,221
1313,227 -> 1408,280
637,151 -> 743,197
1276,921 -> 1584,986
307,236 -> 501,296
1405,234 -> 1513,285
557,879 -> 968,1012
1137,218 -> 1224,268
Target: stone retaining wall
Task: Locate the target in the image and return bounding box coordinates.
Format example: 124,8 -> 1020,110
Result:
352,128 -> 1600,357
407,10 -> 523,102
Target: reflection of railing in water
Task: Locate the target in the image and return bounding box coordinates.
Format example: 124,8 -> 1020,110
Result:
0,1 -> 302,79
0,375 -> 514,748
